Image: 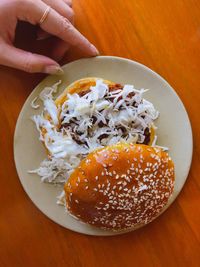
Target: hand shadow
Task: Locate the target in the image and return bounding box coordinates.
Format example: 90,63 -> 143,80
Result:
14,21 -> 94,68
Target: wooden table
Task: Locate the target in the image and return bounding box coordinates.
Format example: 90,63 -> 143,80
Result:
0,0 -> 200,266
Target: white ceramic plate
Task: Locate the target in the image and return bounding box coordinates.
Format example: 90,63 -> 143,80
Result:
14,56 -> 193,236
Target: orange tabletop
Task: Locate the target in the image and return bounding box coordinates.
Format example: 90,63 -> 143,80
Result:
0,1 -> 200,266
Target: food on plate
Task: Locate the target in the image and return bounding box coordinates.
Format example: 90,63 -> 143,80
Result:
39,78 -> 158,158
30,77 -> 174,230
64,143 -> 174,230
32,77 -> 158,178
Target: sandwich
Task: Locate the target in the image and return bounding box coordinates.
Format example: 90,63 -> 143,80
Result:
31,77 -> 174,231
65,143 -> 174,230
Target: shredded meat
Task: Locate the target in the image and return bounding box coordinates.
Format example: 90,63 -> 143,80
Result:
60,83 -> 151,146
143,127 -> 151,145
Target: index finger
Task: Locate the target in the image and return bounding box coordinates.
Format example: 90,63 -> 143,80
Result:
19,1 -> 98,56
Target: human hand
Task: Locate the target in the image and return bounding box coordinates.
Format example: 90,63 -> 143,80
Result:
0,0 -> 99,74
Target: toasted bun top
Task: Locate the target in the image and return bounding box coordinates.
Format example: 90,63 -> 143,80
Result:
55,77 -> 114,107
64,143 -> 175,231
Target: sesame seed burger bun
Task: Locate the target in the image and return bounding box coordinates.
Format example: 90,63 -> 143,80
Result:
64,143 -> 175,231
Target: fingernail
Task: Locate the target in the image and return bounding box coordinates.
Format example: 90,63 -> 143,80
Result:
90,44 -> 99,56
37,32 -> 51,41
44,65 -> 64,75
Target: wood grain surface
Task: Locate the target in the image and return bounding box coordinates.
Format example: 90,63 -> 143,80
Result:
0,0 -> 200,266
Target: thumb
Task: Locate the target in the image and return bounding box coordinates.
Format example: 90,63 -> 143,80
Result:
0,43 -> 63,74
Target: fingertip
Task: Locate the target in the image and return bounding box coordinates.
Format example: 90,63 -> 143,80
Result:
64,0 -> 73,7
43,65 -> 64,75
89,44 -> 99,56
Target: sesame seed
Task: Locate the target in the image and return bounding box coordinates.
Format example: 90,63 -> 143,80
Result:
68,183 -> 72,189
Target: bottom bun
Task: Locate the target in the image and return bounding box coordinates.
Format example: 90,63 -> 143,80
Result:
64,143 -> 175,231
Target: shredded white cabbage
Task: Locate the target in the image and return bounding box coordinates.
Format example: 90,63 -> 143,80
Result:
39,80 -> 62,101
28,157 -> 74,183
57,190 -> 66,205
154,145 -> 169,151
30,79 -> 159,204
31,97 -> 40,109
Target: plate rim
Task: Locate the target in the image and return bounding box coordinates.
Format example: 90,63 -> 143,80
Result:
14,56 -> 193,236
